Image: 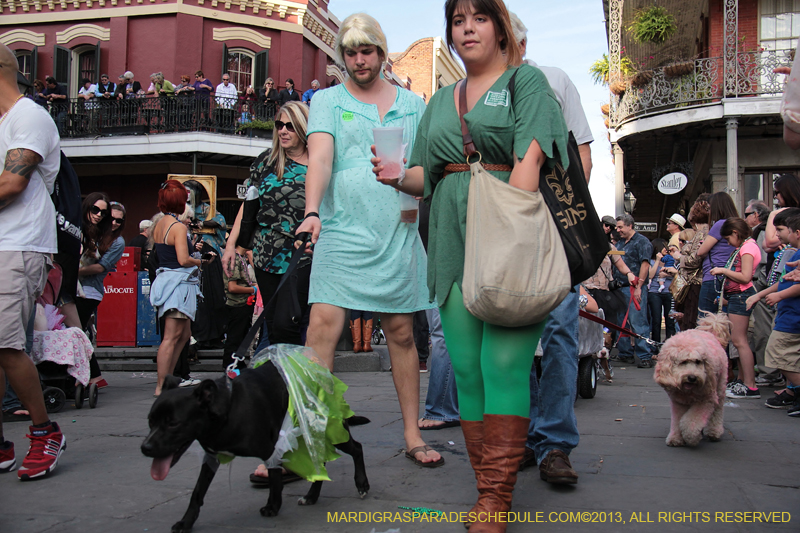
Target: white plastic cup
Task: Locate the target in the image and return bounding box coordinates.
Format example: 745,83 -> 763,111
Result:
372,127 -> 404,179
399,192 -> 418,224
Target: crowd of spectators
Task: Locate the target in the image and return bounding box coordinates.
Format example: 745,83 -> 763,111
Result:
26,71 -> 325,136
589,179 -> 800,415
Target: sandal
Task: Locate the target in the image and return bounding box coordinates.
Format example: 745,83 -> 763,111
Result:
405,445 -> 444,468
2,409 -> 30,423
249,470 -> 302,486
418,419 -> 460,431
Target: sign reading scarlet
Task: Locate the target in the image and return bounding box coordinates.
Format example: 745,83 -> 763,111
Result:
658,172 -> 688,195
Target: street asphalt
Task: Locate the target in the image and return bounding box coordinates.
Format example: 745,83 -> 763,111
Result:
1,357 -> 798,533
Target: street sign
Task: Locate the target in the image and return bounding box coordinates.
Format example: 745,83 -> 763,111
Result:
657,172 -> 688,195
635,222 -> 658,233
236,184 -> 247,199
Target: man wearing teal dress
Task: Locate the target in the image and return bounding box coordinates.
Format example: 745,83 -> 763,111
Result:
296,13 -> 442,467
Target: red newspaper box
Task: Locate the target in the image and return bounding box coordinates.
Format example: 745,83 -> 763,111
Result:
117,247 -> 141,272
96,271 -> 137,347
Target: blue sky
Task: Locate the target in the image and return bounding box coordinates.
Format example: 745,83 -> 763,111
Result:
328,0 -> 615,214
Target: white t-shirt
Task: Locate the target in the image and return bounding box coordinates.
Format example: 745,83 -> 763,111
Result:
0,97 -> 60,253
526,60 -> 594,145
215,82 -> 238,109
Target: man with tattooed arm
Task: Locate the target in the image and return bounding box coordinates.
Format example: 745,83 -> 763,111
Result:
0,43 -> 67,481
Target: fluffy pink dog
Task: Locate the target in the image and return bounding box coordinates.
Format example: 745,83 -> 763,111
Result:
653,313 -> 730,447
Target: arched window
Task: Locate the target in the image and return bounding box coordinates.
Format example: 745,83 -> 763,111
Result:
16,51 -> 33,81
225,48 -> 254,93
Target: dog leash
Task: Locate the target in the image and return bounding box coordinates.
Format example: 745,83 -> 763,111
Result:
226,232 -> 310,378
578,310 -> 663,349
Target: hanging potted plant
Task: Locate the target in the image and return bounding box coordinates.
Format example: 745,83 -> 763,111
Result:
664,60 -> 695,78
600,103 -> 610,115
610,79 -> 627,96
630,69 -> 654,88
589,54 -> 635,86
236,118 -> 274,138
626,5 -> 677,45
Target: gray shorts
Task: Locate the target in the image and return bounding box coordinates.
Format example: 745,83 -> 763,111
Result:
0,251 -> 51,351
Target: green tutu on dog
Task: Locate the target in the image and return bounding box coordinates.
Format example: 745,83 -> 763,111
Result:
250,344 -> 354,482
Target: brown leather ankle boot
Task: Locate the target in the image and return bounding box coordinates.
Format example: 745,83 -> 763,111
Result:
350,319 -> 362,353
461,420 -> 486,528
469,414 -> 529,533
362,318 -> 373,352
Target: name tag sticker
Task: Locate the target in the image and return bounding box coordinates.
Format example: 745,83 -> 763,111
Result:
484,90 -> 509,107
342,111 -> 354,121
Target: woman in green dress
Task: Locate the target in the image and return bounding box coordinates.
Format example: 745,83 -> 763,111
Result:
373,1 -> 569,531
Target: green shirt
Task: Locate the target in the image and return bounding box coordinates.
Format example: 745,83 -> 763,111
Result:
408,65 -> 570,305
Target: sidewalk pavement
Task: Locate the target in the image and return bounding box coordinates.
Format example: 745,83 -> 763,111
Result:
1,362 -> 798,532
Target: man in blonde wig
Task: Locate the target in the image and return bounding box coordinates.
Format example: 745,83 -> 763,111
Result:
296,14 -> 442,467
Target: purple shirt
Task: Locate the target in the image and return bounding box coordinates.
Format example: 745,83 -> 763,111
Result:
193,78 -> 213,97
702,219 -> 736,282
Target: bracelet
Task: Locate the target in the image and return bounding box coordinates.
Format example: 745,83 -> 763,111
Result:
304,212 -> 319,220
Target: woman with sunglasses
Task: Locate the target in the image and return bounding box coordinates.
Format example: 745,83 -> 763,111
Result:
223,101 -> 312,350
258,78 -> 279,120
76,193 -> 126,388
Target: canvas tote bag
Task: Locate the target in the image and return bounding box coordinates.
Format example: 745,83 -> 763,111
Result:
454,76 -> 570,327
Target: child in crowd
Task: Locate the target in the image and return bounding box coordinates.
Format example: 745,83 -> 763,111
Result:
746,208 -> 800,415
221,247 -> 257,371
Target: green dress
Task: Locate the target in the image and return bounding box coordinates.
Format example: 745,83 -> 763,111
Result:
408,65 -> 570,306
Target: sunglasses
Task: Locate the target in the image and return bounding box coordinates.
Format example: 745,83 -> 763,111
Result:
90,205 -> 108,217
744,211 -> 754,216
274,120 -> 295,133
112,217 -> 125,225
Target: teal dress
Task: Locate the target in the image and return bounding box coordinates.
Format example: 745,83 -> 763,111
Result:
306,84 -> 431,313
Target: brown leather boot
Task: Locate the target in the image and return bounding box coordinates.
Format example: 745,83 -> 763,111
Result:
461,420 -> 486,528
350,319 -> 362,353
362,318 -> 373,352
469,414 -> 529,533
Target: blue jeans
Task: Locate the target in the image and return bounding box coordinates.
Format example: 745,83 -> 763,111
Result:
647,291 -> 675,343
422,307 -> 459,422
698,279 -> 718,315
617,286 -> 651,361
527,288 -> 579,463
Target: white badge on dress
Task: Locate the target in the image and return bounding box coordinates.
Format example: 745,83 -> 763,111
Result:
484,90 -> 510,107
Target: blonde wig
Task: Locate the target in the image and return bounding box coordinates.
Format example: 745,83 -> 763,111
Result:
334,13 -> 388,66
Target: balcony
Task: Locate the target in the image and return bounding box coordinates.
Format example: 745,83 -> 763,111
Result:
611,48 -> 792,126
45,95 -> 276,138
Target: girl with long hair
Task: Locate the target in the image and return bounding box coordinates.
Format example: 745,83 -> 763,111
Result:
696,192 -> 740,315
712,218 -> 761,399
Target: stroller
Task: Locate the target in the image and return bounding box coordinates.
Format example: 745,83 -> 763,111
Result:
29,265 -> 97,412
534,308 -> 608,401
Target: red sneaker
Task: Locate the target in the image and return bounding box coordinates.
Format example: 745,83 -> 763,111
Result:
0,441 -> 15,473
419,361 -> 428,373
18,422 -> 66,480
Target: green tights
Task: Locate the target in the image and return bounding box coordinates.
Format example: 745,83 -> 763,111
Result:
438,283 -> 545,421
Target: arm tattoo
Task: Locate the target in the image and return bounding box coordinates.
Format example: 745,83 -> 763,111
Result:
4,148 -> 42,180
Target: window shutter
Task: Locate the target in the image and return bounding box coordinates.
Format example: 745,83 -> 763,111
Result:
53,45 -> 71,87
94,41 -> 101,82
254,50 -> 269,91
30,47 -> 38,82
221,43 -> 229,78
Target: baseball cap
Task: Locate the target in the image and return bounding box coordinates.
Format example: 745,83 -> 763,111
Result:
667,213 -> 686,229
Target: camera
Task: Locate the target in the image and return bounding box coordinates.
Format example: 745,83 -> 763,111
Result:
608,279 -> 629,291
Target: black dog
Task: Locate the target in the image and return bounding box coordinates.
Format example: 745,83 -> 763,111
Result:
141,362 -> 369,532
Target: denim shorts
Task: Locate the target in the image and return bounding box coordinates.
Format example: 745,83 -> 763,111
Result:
723,286 -> 757,316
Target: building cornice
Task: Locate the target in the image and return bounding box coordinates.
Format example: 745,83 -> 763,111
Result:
0,2 -> 304,35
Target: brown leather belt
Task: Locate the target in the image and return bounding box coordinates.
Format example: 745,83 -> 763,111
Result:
443,163 -> 512,178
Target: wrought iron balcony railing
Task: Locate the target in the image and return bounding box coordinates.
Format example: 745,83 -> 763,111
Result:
611,48 -> 793,126
38,95 -> 277,138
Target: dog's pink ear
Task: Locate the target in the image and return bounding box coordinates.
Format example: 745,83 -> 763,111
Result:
163,375 -> 182,391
